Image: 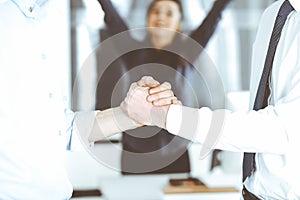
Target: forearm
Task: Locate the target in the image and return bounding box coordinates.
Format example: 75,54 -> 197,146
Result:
88,107 -> 141,142
73,107 -> 140,143
166,104 -> 288,154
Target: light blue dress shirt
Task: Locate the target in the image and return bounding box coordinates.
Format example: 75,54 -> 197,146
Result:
0,0 -> 90,199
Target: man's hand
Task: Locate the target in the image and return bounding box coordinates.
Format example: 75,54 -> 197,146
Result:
136,76 -> 178,105
121,76 -> 178,129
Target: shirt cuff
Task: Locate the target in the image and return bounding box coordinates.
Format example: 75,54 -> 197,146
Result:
166,105 -> 213,143
166,104 -> 183,135
73,111 -> 97,148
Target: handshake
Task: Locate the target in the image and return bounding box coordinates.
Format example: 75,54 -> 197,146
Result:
121,76 -> 181,129
88,76 -> 182,142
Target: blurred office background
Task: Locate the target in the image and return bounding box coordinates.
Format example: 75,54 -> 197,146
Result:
70,0 -> 276,110
67,0 -> 276,198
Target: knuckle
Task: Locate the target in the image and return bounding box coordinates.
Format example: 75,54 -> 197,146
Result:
162,81 -> 171,89
142,76 -> 152,81
129,82 -> 137,90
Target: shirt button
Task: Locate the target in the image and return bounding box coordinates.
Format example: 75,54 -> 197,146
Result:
29,7 -> 33,13
41,53 -> 47,60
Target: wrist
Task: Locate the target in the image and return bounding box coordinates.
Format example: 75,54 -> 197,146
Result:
151,105 -> 170,129
89,107 -> 142,142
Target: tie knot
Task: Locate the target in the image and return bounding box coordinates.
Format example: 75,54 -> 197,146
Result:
278,0 -> 294,17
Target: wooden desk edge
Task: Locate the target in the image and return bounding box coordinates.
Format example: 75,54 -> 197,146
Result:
163,185 -> 239,194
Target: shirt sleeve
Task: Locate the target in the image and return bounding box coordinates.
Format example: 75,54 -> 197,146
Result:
69,107 -> 141,149
188,0 -> 232,49
97,0 -> 138,67
98,0 -> 130,36
65,109 -> 95,151
166,104 -> 289,154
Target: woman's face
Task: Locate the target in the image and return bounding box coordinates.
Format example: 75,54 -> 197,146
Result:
147,0 -> 182,40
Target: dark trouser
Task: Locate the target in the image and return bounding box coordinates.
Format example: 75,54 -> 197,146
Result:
242,186 -> 261,200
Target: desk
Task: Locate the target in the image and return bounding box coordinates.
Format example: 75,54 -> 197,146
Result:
164,193 -> 240,200
66,144 -> 243,200
98,175 -> 241,200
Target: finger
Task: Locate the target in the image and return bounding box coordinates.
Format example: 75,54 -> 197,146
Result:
172,99 -> 182,105
128,82 -> 138,92
137,76 -> 160,87
149,81 -> 171,94
152,96 -> 178,106
147,89 -> 174,102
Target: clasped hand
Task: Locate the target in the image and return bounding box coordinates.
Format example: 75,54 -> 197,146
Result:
121,76 -> 180,129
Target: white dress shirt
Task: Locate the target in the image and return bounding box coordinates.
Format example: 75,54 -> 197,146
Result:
166,0 -> 300,199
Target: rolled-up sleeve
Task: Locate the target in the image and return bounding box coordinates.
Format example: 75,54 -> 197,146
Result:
67,110 -> 97,151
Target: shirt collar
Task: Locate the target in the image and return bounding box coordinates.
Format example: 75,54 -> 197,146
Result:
289,0 -> 300,12
11,0 -> 48,18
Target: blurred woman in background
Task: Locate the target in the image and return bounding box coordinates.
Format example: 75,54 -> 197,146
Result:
95,0 -> 231,174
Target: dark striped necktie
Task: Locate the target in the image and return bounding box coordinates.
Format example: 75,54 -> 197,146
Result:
242,0 -> 294,182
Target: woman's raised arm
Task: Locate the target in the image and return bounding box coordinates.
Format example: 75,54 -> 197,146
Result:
97,0 -> 130,36
189,0 -> 232,48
